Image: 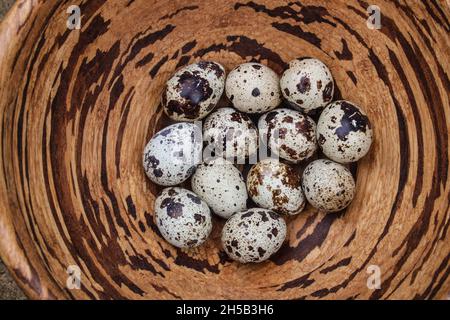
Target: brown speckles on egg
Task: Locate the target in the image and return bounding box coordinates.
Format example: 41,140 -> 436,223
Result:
318,134 -> 326,145
155,188 -> 212,248
252,88 -> 261,97
153,168 -> 163,177
302,159 -> 356,212
221,208 -> 287,263
317,101 -> 373,163
322,81 -> 333,102
247,159 -> 306,216
281,58 -> 334,113
203,108 -> 258,160
335,101 -> 371,140
297,76 -> 311,94
143,123 -> 202,186
226,62 -> 281,114
197,60 -> 225,78
163,61 -> 225,121
187,193 -> 201,204
317,80 -> 322,90
160,197 -> 184,218
258,108 -> 317,163
191,159 -> 248,219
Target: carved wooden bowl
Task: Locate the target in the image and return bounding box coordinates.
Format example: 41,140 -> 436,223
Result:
0,0 -> 449,299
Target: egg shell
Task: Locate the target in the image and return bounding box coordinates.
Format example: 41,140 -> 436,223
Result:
225,63 -> 281,113
302,159 -> 355,213
143,123 -> 202,186
258,108 -> 317,163
280,58 -> 334,113
247,159 -> 306,216
163,61 -> 225,121
221,208 -> 287,263
203,107 -> 258,161
191,159 -> 247,218
317,100 -> 373,163
155,187 -> 212,248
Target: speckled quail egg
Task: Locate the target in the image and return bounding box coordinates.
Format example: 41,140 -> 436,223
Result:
258,108 -> 317,163
221,208 -> 287,263
191,159 -> 247,218
203,107 -> 258,161
225,62 -> 281,113
302,159 -> 356,213
162,61 -> 225,121
154,187 -> 212,248
317,100 -> 373,163
247,159 -> 306,216
280,58 -> 334,113
143,123 -> 202,186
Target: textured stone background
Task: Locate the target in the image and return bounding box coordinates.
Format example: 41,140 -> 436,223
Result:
0,0 -> 27,301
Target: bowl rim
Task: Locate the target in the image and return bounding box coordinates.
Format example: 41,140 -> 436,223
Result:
0,0 -> 60,300
1,0 -> 449,301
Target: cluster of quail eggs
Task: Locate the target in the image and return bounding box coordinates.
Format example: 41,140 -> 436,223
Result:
143,58 -> 373,263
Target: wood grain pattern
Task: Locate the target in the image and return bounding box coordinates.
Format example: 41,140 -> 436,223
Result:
0,0 -> 449,299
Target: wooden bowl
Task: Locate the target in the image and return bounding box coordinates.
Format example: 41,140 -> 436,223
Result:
0,0 -> 449,300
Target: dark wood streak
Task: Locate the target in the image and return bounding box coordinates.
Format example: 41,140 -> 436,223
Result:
149,55 -> 169,78
277,272 -> 315,291
11,0 -> 80,299
334,39 -> 352,60
271,22 -> 321,49
343,0 -> 449,300
194,35 -> 288,73
158,5 -> 199,21
271,213 -> 342,265
44,6 -> 146,298
346,71 -> 357,85
297,13 -> 413,299
235,1 -> 336,27
320,257 -> 352,274
115,89 -> 135,178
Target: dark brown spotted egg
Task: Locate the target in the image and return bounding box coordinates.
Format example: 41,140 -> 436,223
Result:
221,208 -> 287,263
191,159 -> 247,219
258,108 -> 317,163
280,58 -> 334,113
203,107 -> 258,161
247,159 -> 305,216
302,159 -> 356,213
155,187 -> 212,249
317,100 -> 373,163
143,123 -> 202,186
163,61 -> 225,121
225,63 -> 281,114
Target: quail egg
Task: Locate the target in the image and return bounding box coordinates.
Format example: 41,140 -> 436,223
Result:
162,61 -> 225,121
191,159 -> 247,218
258,108 -> 317,163
203,107 -> 258,161
247,159 -> 305,216
225,62 -> 281,113
154,187 -> 212,248
221,208 -> 287,263
317,100 -> 373,163
280,58 -> 334,113
143,123 -> 202,186
302,159 -> 355,212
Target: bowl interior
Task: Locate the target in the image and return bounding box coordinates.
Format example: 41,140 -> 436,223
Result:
0,0 -> 449,299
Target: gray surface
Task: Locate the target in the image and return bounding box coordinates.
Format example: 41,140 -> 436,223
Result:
0,0 -> 27,301
0,0 -> 14,19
